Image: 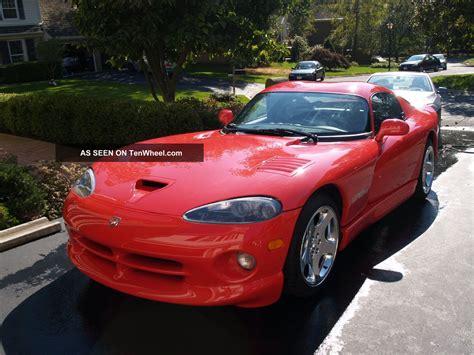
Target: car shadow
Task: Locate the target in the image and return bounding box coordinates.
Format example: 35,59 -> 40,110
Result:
0,192 -> 439,355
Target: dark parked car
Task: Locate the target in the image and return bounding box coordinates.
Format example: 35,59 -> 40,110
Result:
434,54 -> 447,70
399,54 -> 440,72
289,61 -> 325,81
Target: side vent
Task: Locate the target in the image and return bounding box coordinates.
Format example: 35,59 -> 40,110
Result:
256,157 -> 311,175
135,179 -> 167,192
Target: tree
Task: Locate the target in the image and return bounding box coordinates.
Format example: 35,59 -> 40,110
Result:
74,0 -> 289,102
287,0 -> 314,38
329,0 -> 386,61
414,0 -> 474,54
36,39 -> 64,85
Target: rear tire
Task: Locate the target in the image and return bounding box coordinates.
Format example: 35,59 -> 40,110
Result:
414,139 -> 435,200
283,191 -> 340,297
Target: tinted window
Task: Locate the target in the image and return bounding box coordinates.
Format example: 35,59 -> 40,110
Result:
371,93 -> 403,132
407,55 -> 424,61
296,62 -> 317,69
233,92 -> 370,136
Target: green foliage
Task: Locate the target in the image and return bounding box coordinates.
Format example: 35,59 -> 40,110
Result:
414,0 -> 474,53
36,39 -> 65,81
29,162 -> 85,220
0,61 -> 62,84
287,0 -> 314,37
290,36 -> 310,61
0,159 -> 46,226
432,75 -> 474,92
0,204 -> 18,230
0,94 -> 243,145
308,47 -> 351,69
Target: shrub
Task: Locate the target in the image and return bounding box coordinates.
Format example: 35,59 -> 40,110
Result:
0,204 -> 18,230
290,36 -> 310,62
0,159 -> 46,226
308,47 -> 351,69
0,61 -> 62,84
29,162 -> 85,220
0,94 -> 234,145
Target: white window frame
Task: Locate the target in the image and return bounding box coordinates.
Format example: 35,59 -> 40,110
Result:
8,39 -> 28,63
1,0 -> 19,20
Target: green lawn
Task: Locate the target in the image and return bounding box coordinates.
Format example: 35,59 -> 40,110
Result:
463,58 -> 474,66
432,74 -> 474,92
0,79 -> 249,103
186,62 -> 393,84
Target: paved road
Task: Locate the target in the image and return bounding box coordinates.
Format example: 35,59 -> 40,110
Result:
1,130 -> 472,354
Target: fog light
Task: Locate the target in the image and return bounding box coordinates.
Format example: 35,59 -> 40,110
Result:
236,252 -> 256,270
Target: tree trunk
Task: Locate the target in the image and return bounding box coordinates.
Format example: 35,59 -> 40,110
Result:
139,59 -> 159,102
144,46 -> 189,103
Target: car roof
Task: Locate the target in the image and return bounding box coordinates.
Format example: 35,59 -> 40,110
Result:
368,71 -> 431,78
298,61 -> 319,64
262,81 -> 391,98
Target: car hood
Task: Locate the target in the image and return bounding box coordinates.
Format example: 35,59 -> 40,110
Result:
290,69 -> 315,75
400,61 -> 421,66
394,90 -> 438,108
90,130 -> 373,215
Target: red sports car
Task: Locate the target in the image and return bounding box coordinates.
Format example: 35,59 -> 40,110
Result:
64,82 -> 438,307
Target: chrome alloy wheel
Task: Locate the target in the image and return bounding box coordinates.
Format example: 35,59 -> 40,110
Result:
299,206 -> 339,286
422,145 -> 435,194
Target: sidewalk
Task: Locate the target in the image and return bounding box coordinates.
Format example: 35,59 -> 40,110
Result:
0,133 -> 55,165
316,152 -> 474,354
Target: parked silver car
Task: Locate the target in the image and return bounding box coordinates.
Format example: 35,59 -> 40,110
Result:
367,72 -> 447,146
434,54 -> 447,70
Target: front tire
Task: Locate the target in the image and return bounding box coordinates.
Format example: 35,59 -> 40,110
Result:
414,139 -> 435,200
284,191 -> 340,297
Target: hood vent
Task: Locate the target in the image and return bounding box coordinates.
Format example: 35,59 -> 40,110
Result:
135,179 -> 168,192
256,157 -> 311,175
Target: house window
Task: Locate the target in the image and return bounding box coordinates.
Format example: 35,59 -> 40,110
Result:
8,40 -> 26,63
1,0 -> 19,19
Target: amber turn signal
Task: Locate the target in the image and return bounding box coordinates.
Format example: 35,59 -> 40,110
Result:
267,239 -> 284,251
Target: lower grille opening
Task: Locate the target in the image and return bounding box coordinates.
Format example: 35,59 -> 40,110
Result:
79,237 -> 113,257
123,253 -> 183,271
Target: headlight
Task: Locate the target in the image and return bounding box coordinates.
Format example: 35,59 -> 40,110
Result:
72,168 -> 95,197
183,197 -> 282,224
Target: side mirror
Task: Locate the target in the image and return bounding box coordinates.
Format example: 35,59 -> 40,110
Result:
437,86 -> 448,94
218,109 -> 234,126
375,119 -> 409,142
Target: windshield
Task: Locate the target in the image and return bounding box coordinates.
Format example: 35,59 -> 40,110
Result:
434,54 -> 444,59
296,62 -> 317,69
407,55 -> 424,61
368,75 -> 433,92
230,92 -> 370,136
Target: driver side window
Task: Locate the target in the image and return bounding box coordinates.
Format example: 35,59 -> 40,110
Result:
372,93 -> 403,132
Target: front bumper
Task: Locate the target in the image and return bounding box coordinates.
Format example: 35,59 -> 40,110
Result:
64,193 -> 301,307
289,74 -> 315,80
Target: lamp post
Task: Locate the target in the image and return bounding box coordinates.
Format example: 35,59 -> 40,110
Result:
387,22 -> 394,71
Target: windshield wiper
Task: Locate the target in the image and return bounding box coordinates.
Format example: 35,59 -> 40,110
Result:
223,125 -> 318,143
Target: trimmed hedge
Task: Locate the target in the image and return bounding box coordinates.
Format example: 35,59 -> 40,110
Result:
0,61 -> 62,84
0,94 -> 243,145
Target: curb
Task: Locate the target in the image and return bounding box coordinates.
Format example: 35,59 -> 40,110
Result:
0,217 -> 62,252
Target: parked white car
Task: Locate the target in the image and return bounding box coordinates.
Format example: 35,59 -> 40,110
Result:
367,72 -> 447,146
